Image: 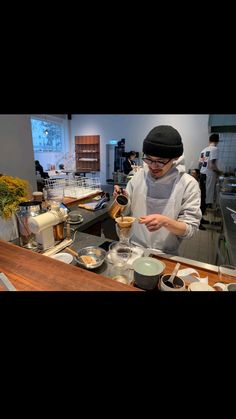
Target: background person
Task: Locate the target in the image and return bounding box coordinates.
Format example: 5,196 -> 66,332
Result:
190,168 -> 200,182
113,125 -> 201,255
123,151 -> 137,175
35,160 -> 49,179
199,133 -> 221,226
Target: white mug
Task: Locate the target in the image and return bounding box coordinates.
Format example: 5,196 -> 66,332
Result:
160,274 -> 186,291
224,283 -> 236,291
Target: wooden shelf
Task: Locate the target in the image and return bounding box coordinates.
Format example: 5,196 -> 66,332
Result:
75,135 -> 100,172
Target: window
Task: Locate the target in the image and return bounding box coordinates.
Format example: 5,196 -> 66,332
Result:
30,115 -> 64,152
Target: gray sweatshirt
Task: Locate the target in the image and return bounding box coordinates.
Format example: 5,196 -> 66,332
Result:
123,158 -> 201,254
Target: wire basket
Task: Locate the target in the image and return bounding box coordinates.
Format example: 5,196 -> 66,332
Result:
43,176 -> 102,199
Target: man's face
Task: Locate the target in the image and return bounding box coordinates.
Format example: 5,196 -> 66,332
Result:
142,155 -> 174,179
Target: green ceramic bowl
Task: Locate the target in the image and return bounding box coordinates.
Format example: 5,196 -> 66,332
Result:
132,257 -> 166,290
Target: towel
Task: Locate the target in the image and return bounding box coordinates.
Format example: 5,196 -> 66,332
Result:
78,196 -> 108,211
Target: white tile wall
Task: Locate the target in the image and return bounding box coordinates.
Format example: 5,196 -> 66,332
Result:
218,133 -> 236,174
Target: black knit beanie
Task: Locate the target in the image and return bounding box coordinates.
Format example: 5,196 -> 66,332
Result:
143,125 -> 183,158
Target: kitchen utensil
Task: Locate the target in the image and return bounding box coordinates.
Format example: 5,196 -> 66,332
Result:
75,246 -> 106,269
0,272 -> 17,291
108,194 -> 128,219
165,263 -> 181,287
16,201 -> 42,250
226,207 -> 236,214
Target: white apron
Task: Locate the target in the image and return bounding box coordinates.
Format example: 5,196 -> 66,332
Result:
130,172 -> 182,254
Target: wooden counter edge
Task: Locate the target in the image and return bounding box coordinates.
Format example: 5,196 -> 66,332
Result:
0,240 -> 141,291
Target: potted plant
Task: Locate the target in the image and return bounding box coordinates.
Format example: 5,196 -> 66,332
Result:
0,174 -> 30,241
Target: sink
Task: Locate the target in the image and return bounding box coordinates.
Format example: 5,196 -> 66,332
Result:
221,192 -> 236,196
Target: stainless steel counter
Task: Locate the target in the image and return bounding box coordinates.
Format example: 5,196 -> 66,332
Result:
69,204 -> 109,232
219,193 -> 236,265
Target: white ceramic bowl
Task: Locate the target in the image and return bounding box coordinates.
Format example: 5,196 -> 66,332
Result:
188,282 -> 215,291
160,274 -> 186,291
132,257 -> 166,290
50,253 -> 73,264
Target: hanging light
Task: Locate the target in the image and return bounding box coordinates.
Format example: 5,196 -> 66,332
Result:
44,114 -> 49,135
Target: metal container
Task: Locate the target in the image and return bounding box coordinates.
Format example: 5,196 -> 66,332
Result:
15,201 -> 42,250
75,246 -> 106,269
53,222 -> 65,241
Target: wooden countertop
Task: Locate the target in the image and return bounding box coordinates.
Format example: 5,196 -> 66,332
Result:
0,237 -> 228,292
154,254 -> 220,289
0,240 -> 140,291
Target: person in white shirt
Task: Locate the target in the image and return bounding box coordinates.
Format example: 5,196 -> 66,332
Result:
199,133 -> 221,227
113,125 -> 201,255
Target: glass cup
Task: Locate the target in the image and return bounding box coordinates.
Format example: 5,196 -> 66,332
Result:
32,191 -> 43,202
107,241 -> 133,284
218,265 -> 236,284
108,241 -> 132,267
43,186 -> 64,207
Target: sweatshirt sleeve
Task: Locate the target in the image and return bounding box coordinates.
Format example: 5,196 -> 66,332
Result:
177,177 -> 202,239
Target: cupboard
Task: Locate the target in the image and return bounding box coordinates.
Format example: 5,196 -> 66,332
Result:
75,135 -> 100,173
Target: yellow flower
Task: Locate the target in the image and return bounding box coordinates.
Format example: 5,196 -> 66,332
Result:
0,175 -> 30,220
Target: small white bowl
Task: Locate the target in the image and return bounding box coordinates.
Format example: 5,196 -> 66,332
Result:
224,283 -> 236,291
50,253 -> 73,264
188,282 -> 215,291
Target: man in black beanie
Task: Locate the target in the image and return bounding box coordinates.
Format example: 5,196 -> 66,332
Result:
113,125 -> 201,255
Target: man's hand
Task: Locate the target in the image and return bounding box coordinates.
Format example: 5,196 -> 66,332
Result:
138,214 -> 168,231
139,214 -> 188,236
113,185 -> 128,199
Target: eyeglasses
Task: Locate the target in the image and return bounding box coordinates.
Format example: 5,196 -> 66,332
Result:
142,157 -> 172,168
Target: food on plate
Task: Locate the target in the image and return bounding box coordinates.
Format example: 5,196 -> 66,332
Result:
80,255 -> 97,265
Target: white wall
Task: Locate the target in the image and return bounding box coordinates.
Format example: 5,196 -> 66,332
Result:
0,115 -> 210,191
70,114 -> 210,184
0,114 -> 37,191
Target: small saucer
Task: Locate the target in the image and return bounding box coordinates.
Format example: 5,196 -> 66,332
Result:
67,217 -> 83,225
50,253 -> 73,264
